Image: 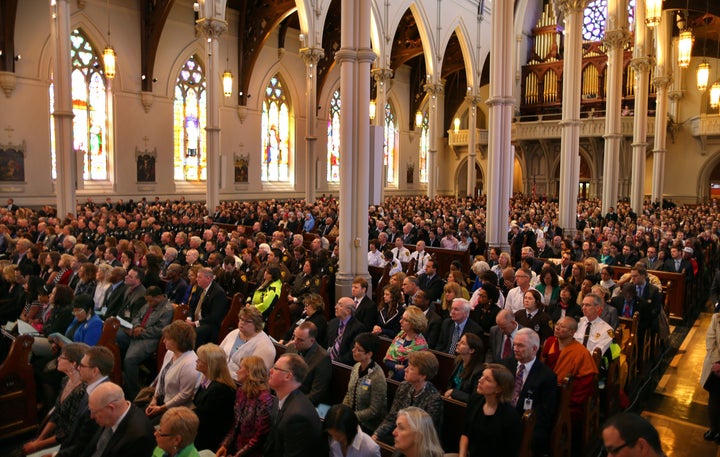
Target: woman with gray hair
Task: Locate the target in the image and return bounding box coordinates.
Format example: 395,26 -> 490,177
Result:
391,407 -> 443,457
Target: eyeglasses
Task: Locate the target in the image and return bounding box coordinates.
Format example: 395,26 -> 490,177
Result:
604,441 -> 633,455
78,362 -> 93,369
155,430 -> 175,437
271,365 -> 291,374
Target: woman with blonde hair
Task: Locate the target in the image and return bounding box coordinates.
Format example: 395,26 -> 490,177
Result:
216,356 -> 273,457
193,343 -> 236,451
93,263 -> 113,312
384,306 -> 428,381
440,281 -> 464,317
392,407 -> 443,457
491,252 -> 511,279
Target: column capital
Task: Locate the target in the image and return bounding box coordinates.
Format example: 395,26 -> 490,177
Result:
464,95 -> 482,107
555,0 -> 591,16
653,75 -> 672,90
630,56 -> 655,74
299,47 -> 325,65
372,67 -> 394,83
334,48 -> 357,64
603,29 -> 630,51
667,90 -> 683,102
423,82 -> 444,96
195,18 -> 228,39
485,96 -> 514,107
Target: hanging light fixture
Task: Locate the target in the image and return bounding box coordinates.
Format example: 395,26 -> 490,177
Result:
453,117 -> 460,134
710,82 -> 720,108
645,0 -> 662,27
415,111 -> 423,128
677,29 -> 694,68
102,0 -> 116,79
369,99 -> 376,121
222,70 -> 233,97
697,60 -> 710,92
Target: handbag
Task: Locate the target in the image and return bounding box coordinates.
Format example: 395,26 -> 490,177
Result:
133,386 -> 156,408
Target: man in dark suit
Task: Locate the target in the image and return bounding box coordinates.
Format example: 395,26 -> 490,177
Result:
116,266 -> 147,321
418,259 -> 445,304
662,246 -> 694,282
414,290 -> 442,348
286,321 -> 332,407
351,276 -> 378,331
189,267 -> 228,346
639,246 -> 663,271
435,298 -> 482,354
11,238 -> 36,276
264,353 -> 325,457
81,382 -> 155,457
630,264 -> 664,338
327,297 -> 365,366
557,250 -> 573,282
487,309 -> 520,363
502,328 -> 558,455
102,267 -> 129,317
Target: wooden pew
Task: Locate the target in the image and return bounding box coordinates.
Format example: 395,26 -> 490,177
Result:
97,317 -> 123,385
519,410 -> 537,457
603,326 -> 623,418
375,337 -> 457,394
551,377 -> 573,457
266,283 -> 291,340
619,312 -> 640,389
610,265 -> 685,321
583,349 -> 602,451
0,333 -> 38,440
369,265 -> 385,296
330,360 -> 353,405
217,293 -> 244,343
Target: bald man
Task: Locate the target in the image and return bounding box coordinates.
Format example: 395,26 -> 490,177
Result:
81,382 -> 155,457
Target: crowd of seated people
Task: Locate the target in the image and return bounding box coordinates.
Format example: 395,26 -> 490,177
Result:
0,192 -> 717,457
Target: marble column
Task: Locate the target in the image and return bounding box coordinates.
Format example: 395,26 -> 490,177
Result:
465,94 -> 481,197
51,0 -> 76,217
335,0 -> 374,296
300,47 -> 324,203
651,11 -> 672,207
196,18 -> 227,213
601,0 -> 629,214
630,0 -> 652,214
557,0 -> 589,237
485,0 -> 514,251
424,81 -> 443,198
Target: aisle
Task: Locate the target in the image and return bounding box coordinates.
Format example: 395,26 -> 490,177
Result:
641,312 -> 719,457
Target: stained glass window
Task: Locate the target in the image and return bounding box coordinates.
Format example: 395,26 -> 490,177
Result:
327,89 -> 341,183
53,29 -> 108,181
628,0 -> 635,26
384,103 -> 398,184
582,0 -> 607,42
173,55 -> 207,181
419,112 -> 429,183
261,75 -> 290,182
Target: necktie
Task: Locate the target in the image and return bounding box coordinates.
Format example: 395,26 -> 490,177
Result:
582,322 -> 592,347
140,306 -> 154,327
501,335 -> 512,359
330,321 -> 345,361
512,363 -> 525,406
636,285 -> 643,298
675,260 -> 680,271
449,325 -> 461,354
194,288 -> 207,321
354,298 -> 360,309
623,301 -> 632,318
91,426 -> 113,457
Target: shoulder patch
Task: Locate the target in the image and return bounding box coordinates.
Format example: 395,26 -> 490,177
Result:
607,329 -> 614,337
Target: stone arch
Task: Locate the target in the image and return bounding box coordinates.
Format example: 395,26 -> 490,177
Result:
697,147 -> 720,201
455,155 -> 485,197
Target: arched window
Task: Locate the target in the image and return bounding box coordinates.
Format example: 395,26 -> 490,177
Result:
51,29 -> 108,180
582,0 -> 607,42
384,103 -> 398,184
327,89 -> 341,182
261,75 -> 291,182
173,55 -> 207,181
419,112 -> 429,183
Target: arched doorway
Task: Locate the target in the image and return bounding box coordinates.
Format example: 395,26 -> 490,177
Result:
553,153 -> 593,198
456,159 -> 484,198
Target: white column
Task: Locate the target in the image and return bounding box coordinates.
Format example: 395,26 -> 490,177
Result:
601,0 -> 629,214
335,0 -> 374,296
196,18 -> 227,213
424,81 -> 443,198
465,94 -> 481,197
51,0 -> 76,217
485,0 -> 514,251
651,10 -> 672,207
372,67 -> 393,200
557,0 -> 589,237
300,47 -> 324,203
630,0 -> 652,213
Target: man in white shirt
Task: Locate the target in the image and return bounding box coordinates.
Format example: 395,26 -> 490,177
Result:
574,293 -> 614,355
391,237 -> 411,263
504,268 -> 533,313
410,240 -> 430,274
